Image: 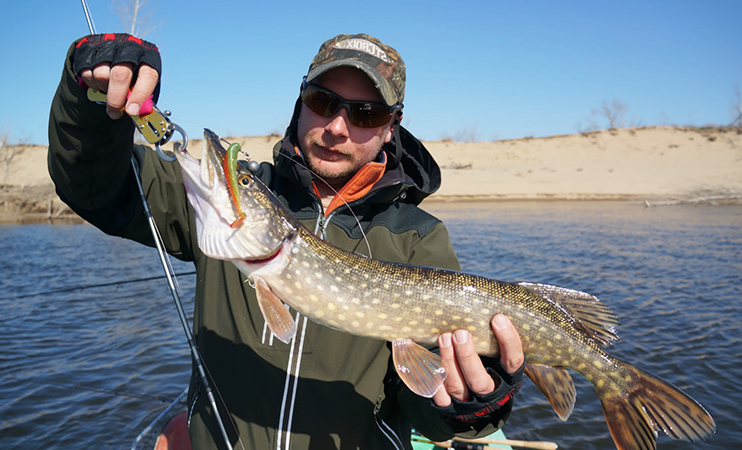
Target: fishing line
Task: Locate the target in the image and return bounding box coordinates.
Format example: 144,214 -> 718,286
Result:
168,117 -> 233,138
4,376 -> 177,404
226,137 -> 374,259
0,271 -> 196,301
282,152 -> 373,258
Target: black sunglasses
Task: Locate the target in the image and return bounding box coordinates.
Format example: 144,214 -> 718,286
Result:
300,81 -> 403,129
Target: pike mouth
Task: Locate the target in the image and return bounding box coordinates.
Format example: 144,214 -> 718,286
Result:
174,129 -> 284,261
173,131 -> 228,229
174,128 -> 227,191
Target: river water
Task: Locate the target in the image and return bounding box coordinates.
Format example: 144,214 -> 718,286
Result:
1,201 -> 740,449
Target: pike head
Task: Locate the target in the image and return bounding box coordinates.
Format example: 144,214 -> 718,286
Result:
174,129 -> 296,261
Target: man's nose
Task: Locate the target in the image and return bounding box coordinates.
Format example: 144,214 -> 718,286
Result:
324,107 -> 351,138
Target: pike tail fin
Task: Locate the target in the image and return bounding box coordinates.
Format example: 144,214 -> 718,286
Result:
598,359 -> 715,450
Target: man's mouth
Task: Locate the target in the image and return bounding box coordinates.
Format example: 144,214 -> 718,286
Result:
314,144 -> 346,160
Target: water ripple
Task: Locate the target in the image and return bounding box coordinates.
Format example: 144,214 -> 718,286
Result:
2,203 -> 741,449
426,201 -> 742,449
1,224 -> 192,449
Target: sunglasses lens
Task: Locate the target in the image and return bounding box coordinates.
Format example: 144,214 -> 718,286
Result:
303,90 -> 340,118
349,104 -> 391,128
301,85 -> 393,128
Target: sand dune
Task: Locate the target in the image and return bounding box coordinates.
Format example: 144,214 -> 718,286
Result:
425,126 -> 742,201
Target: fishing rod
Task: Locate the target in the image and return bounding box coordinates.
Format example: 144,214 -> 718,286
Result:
410,432 -> 559,450
78,2 -> 235,449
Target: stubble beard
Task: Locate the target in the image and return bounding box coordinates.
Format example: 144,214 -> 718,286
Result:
306,157 -> 356,188
304,142 -> 382,189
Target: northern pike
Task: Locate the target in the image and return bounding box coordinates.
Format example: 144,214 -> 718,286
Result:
174,129 -> 715,450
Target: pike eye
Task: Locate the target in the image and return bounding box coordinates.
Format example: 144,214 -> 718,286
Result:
238,175 -> 251,187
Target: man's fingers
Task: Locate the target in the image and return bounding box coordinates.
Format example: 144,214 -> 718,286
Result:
492,314 -> 525,374
79,68 -> 97,91
126,64 -> 159,116
432,333 -> 456,407
432,319 -> 523,406
90,64 -> 111,92
106,63 -> 135,119
452,330 -> 495,395
433,329 -> 499,407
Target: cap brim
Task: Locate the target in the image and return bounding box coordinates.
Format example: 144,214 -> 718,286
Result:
306,60 -> 398,106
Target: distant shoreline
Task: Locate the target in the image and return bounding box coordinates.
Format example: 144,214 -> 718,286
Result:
2,126 -> 741,224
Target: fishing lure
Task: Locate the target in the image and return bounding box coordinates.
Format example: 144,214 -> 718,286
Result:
224,142 -> 248,228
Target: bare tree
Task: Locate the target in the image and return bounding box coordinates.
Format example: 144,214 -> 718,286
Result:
115,0 -> 161,37
0,132 -> 30,188
591,99 -> 629,130
731,83 -> 742,127
576,117 -> 600,134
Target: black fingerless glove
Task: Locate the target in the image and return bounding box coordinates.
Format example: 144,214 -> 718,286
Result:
435,359 -> 525,423
73,33 -> 161,78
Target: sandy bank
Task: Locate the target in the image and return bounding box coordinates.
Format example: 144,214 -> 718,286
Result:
2,126 -> 741,223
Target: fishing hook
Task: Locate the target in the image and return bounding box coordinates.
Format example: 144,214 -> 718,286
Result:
155,120 -> 188,161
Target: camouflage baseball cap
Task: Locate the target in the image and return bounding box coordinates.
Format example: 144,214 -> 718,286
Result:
306,33 -> 405,107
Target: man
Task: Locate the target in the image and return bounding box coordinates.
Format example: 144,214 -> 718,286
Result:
49,33 -> 525,449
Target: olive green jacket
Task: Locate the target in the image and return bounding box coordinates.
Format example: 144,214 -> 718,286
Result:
48,40 -> 512,450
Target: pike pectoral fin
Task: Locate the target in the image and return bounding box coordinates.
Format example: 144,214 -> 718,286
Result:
524,363 -> 576,421
254,276 -> 297,344
392,339 -> 447,398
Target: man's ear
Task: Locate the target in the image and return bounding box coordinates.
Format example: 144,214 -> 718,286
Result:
383,124 -> 394,144
384,112 -> 403,144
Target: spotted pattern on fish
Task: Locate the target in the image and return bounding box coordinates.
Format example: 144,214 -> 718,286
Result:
175,129 -> 717,450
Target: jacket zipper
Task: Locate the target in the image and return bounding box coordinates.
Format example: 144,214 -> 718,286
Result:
314,213 -> 325,236
316,210 -> 339,239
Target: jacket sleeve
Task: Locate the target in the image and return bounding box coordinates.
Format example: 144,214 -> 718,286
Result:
47,39 -> 197,262
388,222 -> 514,442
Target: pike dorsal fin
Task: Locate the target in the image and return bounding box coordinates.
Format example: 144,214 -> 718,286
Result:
519,282 -> 620,348
392,339 -> 447,398
524,362 -> 576,421
253,276 -> 297,344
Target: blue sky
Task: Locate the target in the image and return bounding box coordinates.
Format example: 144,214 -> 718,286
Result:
2,0 -> 741,145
